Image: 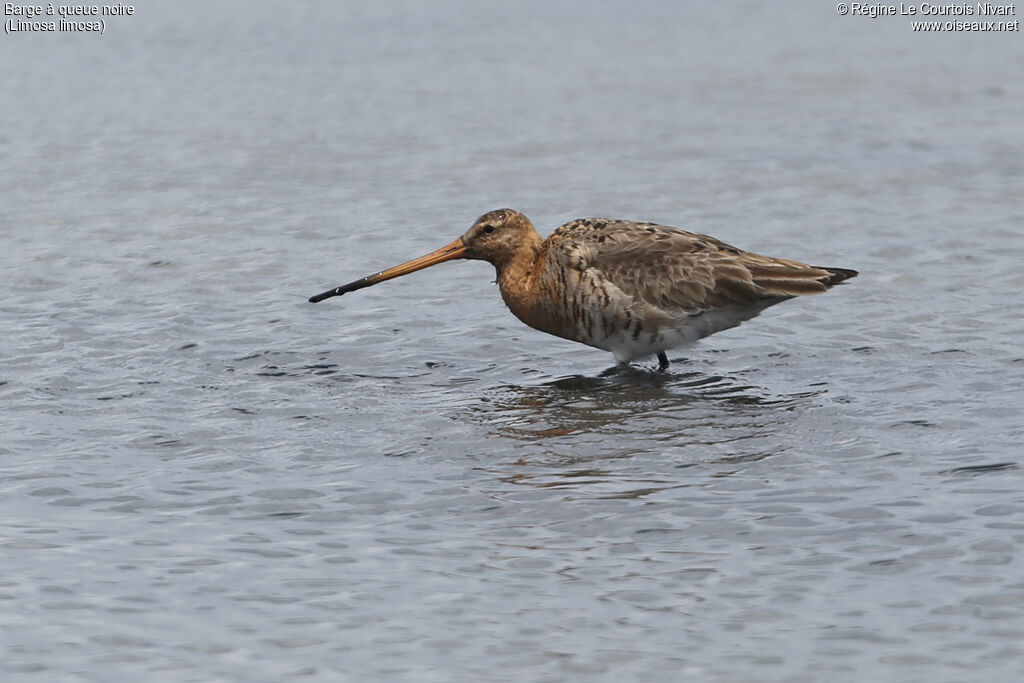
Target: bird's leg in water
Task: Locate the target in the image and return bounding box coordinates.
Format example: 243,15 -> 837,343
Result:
657,352 -> 669,371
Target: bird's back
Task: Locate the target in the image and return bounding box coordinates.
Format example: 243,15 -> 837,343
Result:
515,218 -> 856,362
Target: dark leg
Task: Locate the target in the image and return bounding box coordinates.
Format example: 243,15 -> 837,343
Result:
657,352 -> 669,370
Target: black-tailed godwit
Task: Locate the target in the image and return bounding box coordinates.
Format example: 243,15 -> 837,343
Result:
309,209 -> 857,369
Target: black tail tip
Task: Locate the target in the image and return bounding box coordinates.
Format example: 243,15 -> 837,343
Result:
821,267 -> 859,286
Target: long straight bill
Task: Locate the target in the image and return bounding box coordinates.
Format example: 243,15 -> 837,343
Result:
308,237 -> 467,303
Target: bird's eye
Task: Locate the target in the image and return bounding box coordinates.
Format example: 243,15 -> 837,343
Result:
482,225 -> 496,235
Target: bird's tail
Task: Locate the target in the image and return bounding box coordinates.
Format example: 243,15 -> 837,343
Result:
817,267 -> 859,287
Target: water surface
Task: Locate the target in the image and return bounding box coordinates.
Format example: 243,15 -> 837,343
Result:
2,2 -> 1023,681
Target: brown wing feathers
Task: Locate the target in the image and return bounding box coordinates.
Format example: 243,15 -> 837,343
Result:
558,219 -> 857,313
743,258 -> 858,297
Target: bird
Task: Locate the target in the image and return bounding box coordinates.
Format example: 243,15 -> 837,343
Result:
309,209 -> 857,369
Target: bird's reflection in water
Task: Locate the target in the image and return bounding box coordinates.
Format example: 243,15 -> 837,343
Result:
467,363 -> 824,494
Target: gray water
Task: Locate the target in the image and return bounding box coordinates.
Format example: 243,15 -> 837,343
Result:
3,2 -> 1024,681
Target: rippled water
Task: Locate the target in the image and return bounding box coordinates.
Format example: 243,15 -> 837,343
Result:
3,1 -> 1024,681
